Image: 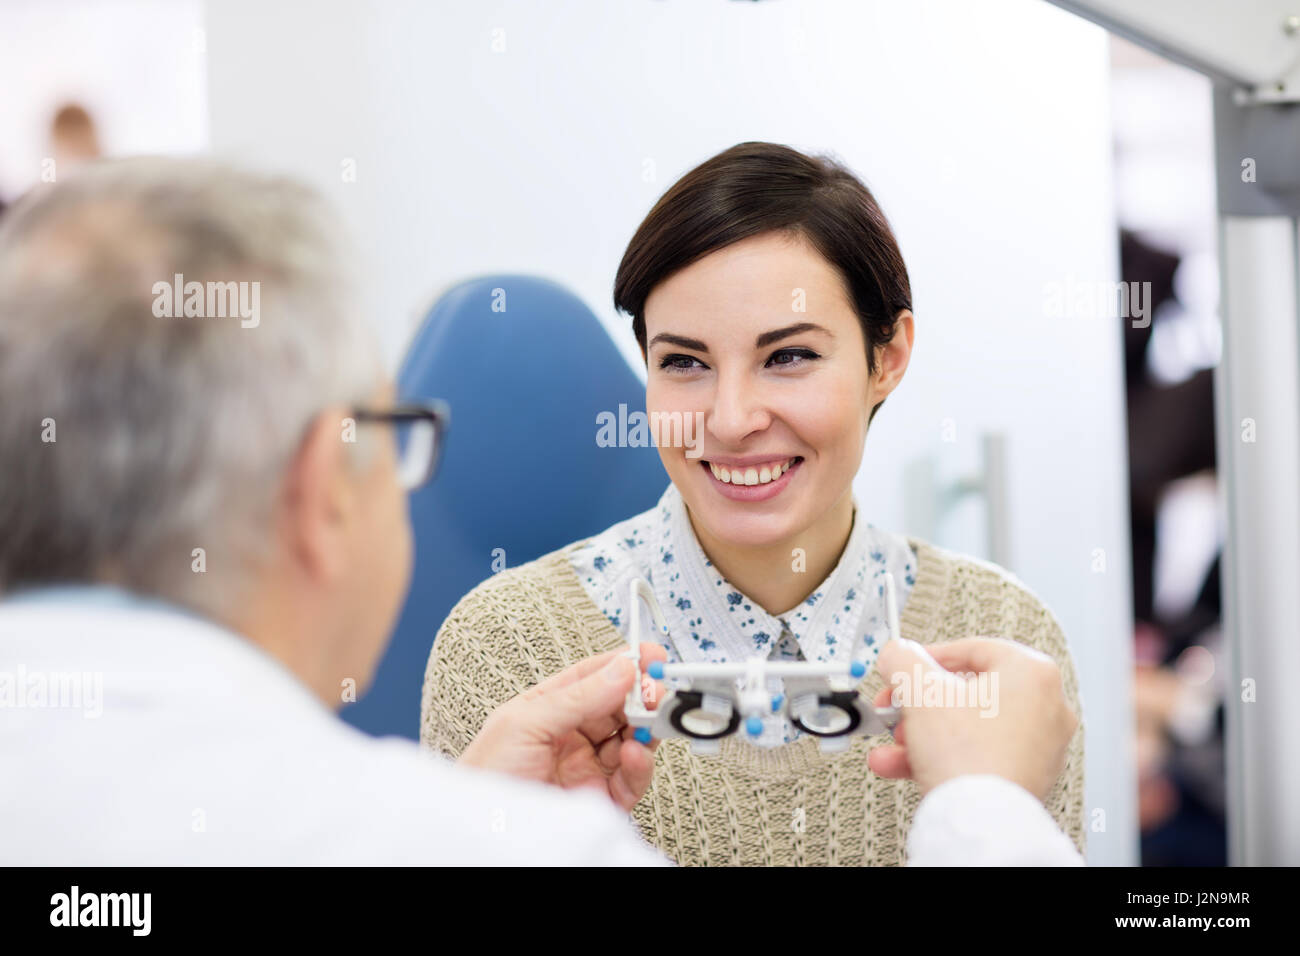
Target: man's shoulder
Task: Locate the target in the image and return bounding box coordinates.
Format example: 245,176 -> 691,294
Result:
348,736 -> 663,865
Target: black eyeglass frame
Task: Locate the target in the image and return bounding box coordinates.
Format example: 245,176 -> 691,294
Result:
350,399 -> 451,490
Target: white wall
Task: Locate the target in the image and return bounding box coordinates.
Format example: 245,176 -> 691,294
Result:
206,0 -> 1137,864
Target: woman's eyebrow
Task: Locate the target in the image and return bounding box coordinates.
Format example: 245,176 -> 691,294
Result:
755,322 -> 832,348
648,332 -> 709,352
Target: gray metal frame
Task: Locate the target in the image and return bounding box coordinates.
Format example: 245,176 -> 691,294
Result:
1049,0 -> 1300,866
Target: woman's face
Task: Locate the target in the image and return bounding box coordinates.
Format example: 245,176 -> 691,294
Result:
644,230 -> 908,551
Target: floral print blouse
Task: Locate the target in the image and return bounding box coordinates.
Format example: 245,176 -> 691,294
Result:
569,484 -> 917,746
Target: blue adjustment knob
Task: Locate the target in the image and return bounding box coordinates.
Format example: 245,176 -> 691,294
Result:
771,694 -> 785,713
648,661 -> 665,680
745,716 -> 764,737
634,727 -> 653,745
850,660 -> 867,679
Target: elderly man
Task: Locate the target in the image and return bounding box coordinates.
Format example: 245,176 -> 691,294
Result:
0,159 -> 671,865
0,159 -> 1082,865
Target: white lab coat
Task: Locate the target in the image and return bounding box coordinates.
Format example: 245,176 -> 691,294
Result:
0,592 -> 1082,866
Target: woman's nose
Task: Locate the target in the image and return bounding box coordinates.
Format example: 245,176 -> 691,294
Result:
707,371 -> 771,445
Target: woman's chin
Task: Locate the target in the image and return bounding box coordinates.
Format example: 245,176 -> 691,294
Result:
683,496 -> 809,551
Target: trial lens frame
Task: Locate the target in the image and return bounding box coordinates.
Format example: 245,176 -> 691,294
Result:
623,573 -> 903,754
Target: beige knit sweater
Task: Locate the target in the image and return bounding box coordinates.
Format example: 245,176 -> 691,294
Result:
420,537 -> 1087,866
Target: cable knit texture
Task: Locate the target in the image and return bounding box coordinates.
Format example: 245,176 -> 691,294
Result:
420,537 -> 1087,866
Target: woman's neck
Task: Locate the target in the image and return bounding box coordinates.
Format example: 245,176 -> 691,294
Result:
688,492 -> 855,617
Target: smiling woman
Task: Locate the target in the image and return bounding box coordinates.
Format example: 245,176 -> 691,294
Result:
420,142 -> 1086,866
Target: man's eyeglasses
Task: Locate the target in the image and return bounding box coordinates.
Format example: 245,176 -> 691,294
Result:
351,400 -> 450,491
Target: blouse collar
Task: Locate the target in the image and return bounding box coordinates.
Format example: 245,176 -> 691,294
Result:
646,485 -> 915,668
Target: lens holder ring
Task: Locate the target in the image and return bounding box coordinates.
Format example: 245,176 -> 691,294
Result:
669,690 -> 741,740
789,690 -> 862,738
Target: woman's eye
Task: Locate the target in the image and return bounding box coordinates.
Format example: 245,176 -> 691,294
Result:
659,353 -> 706,372
766,348 -> 820,368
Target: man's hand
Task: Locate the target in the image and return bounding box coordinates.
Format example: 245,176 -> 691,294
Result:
867,637 -> 1078,802
457,644 -> 667,812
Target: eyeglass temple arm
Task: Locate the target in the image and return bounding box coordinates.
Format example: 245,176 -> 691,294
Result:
871,572 -> 902,729
624,579 -> 668,726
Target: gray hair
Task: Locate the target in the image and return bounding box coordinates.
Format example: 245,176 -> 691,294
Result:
0,157 -> 383,615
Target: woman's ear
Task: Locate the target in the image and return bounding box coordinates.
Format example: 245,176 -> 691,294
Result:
871,309 -> 915,403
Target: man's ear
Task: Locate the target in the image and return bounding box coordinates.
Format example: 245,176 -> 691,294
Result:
282,407 -> 357,584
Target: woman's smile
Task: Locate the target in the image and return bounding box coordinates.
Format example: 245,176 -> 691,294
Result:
699,455 -> 804,502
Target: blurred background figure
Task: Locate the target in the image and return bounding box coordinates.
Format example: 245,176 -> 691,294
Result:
0,0 -> 204,206
1111,36 -> 1226,866
48,102 -> 103,173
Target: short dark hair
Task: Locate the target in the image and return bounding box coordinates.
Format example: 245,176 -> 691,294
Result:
614,142 -> 911,422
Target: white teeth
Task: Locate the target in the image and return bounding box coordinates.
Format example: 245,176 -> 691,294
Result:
708,458 -> 797,485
